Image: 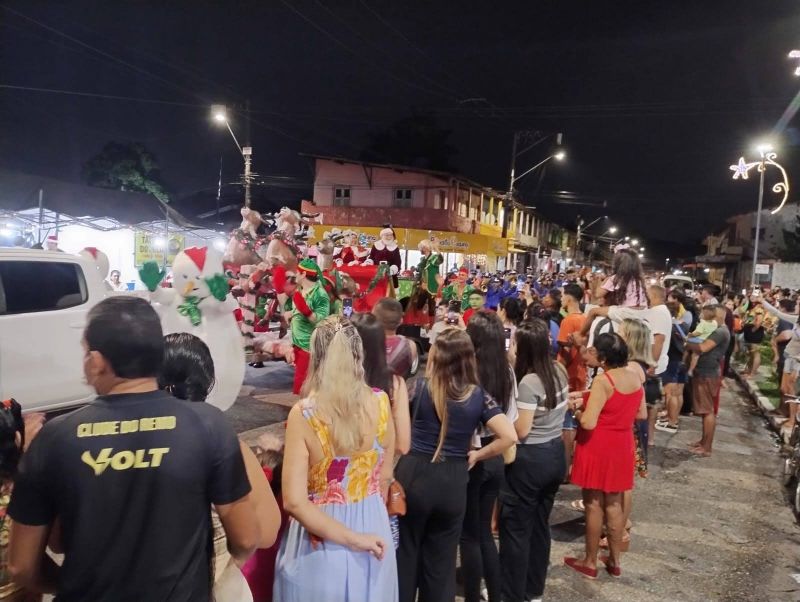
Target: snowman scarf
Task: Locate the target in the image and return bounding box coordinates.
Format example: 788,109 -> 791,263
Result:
177,296 -> 203,326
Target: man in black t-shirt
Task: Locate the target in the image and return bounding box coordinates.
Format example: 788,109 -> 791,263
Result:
9,297 -> 257,602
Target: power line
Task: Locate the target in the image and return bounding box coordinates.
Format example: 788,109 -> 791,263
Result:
275,0 -> 455,101
0,84 -> 205,108
0,4 -> 207,102
311,0 -> 464,101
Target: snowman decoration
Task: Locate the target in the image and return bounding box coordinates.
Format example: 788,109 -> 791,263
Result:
139,246 -> 245,411
78,247 -> 112,291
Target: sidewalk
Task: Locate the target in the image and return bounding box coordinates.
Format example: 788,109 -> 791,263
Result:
729,356 -> 792,443
544,379 -> 800,601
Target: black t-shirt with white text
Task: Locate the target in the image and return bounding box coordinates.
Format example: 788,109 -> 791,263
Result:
9,391 -> 250,602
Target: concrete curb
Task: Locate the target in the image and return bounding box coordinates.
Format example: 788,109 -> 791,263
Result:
730,367 -> 788,443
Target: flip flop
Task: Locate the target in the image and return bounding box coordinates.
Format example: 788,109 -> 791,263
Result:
570,499 -> 585,512
563,557 -> 597,580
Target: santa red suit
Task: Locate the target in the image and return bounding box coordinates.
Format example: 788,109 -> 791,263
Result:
367,228 -> 402,287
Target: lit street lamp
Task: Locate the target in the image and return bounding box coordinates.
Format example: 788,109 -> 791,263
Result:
212,104 -> 254,208
503,132 -> 565,241
729,142 -> 790,287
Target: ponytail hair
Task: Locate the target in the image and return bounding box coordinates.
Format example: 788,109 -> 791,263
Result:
158,333 -> 216,402
303,315 -> 374,455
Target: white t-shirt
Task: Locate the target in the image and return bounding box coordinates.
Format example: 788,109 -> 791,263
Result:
608,304 -> 672,374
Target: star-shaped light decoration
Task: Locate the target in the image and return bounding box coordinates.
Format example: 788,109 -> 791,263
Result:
789,50 -> 800,76
730,157 -> 758,180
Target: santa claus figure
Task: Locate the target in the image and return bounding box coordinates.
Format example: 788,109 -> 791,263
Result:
334,230 -> 368,267
364,226 -> 402,287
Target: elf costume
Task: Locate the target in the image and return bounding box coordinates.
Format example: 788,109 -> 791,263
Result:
285,259 -> 331,394
441,268 -> 474,311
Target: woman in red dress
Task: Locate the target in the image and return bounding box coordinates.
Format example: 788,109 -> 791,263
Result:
563,333 -> 646,579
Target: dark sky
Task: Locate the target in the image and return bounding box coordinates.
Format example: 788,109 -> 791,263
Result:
2,0 -> 800,259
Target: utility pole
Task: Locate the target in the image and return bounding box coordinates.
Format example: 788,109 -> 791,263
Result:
575,215 -> 583,264
502,131 -> 519,240
751,161 -> 765,289
243,100 -> 253,209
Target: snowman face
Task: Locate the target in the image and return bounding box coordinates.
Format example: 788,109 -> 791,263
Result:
172,254 -> 210,299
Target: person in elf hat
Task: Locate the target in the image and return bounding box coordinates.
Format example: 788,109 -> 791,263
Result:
412,239 -> 444,320
365,226 -> 403,287
285,258 -> 331,394
441,267 -> 475,311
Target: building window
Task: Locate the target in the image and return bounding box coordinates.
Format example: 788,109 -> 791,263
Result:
393,188 -> 413,208
435,190 -> 449,210
334,187 -> 351,206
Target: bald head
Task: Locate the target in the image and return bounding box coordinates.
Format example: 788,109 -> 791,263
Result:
648,284 -> 666,305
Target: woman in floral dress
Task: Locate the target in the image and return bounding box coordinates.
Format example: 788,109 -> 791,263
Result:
275,315 -> 398,601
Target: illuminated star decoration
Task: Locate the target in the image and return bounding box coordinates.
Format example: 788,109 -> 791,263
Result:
729,157 -> 758,180
789,50 -> 800,76
730,151 -> 791,215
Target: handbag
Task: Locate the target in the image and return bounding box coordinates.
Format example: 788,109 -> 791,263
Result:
386,479 -> 407,516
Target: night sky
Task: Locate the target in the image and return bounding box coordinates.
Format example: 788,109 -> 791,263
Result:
2,1 -> 800,260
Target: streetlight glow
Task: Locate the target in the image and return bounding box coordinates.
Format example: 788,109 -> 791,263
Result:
638,253 -> 644,258
554,150 -> 566,161
609,226 -> 617,234
640,246 -> 645,251
211,104 -> 228,124
755,142 -> 773,156
631,239 -> 639,246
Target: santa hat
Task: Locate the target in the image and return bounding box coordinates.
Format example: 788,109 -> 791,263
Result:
458,267 -> 469,275
183,247 -> 207,271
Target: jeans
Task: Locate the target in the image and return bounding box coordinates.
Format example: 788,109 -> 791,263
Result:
459,454 -> 503,602
499,438 -> 566,602
396,452 -> 469,602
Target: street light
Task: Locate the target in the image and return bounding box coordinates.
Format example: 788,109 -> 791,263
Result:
609,226 -> 618,234
502,133 -> 566,240
211,104 -> 253,208
730,142 -> 791,287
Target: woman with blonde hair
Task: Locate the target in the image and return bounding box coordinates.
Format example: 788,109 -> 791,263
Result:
274,315 -> 398,601
396,329 -> 517,602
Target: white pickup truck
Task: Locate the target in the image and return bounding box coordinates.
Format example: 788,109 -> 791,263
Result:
0,248 -> 111,412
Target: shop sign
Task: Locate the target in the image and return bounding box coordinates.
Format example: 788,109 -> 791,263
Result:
310,226 -> 509,256
134,232 -> 185,267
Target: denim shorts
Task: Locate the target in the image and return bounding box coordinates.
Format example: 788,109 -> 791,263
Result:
562,409 -> 578,430
661,359 -> 687,385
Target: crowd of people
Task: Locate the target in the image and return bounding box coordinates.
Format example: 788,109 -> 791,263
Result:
3,244 -> 787,602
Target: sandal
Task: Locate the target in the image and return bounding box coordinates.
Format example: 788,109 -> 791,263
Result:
570,499 -> 585,512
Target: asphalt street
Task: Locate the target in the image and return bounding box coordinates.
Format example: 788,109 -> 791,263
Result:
230,369 -> 800,601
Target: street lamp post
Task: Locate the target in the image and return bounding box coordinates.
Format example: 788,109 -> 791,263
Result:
730,144 -> 790,288
212,104 -> 254,208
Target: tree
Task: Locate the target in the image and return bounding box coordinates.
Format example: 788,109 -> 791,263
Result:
775,214 -> 800,262
83,142 -> 170,203
361,113 -> 458,172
